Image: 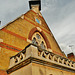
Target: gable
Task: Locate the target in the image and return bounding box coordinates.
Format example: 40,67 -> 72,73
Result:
24,10 -> 50,31
24,9 -> 66,57
0,9 -> 66,57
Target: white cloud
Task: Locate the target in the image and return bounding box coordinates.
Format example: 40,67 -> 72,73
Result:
0,0 -> 29,27
41,0 -> 75,54
60,43 -> 75,55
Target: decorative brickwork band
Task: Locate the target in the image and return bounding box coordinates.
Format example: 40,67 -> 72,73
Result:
1,28 -> 27,41
0,42 -> 22,52
24,16 -> 51,34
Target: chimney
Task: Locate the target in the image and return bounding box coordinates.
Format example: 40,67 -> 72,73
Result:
29,0 -> 41,11
67,53 -> 74,58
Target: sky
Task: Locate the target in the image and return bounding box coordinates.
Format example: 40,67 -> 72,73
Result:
0,0 -> 75,55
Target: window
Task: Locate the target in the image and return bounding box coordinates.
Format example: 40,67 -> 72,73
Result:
36,18 -> 40,24
40,41 -> 46,49
32,32 -> 47,49
36,34 -> 41,39
32,37 -> 38,45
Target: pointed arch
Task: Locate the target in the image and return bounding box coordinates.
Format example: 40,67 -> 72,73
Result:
28,27 -> 51,49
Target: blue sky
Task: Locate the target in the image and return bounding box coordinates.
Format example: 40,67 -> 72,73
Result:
0,0 -> 75,55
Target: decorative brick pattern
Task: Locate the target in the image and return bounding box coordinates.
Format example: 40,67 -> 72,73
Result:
1,28 -> 27,41
0,42 -> 22,52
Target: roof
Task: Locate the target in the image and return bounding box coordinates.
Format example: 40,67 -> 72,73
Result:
0,14 -> 23,30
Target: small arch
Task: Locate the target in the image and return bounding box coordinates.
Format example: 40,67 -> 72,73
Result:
28,27 -> 51,49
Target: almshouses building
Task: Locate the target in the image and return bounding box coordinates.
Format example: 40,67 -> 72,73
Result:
0,0 -> 75,75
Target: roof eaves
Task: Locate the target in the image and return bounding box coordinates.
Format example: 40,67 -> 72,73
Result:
0,14 -> 24,30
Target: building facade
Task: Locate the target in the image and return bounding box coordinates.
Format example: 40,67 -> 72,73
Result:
0,0 -> 75,75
